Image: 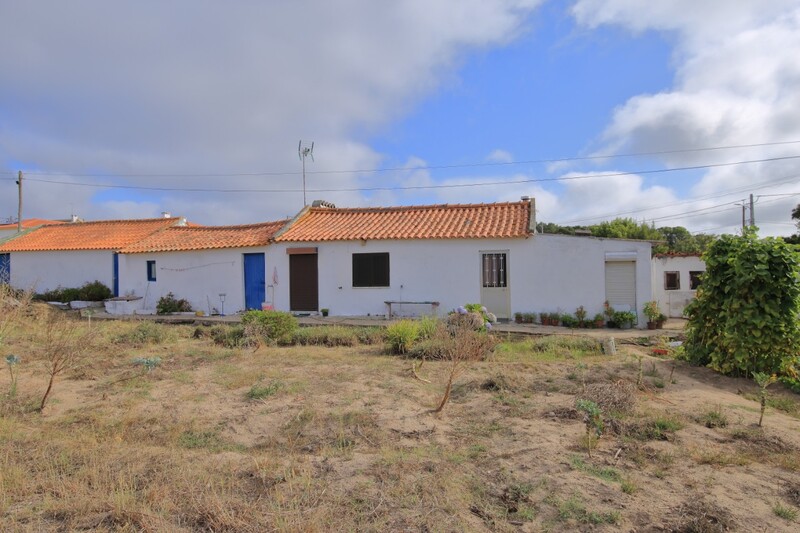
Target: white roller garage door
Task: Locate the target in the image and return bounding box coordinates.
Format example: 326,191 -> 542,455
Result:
605,261 -> 636,312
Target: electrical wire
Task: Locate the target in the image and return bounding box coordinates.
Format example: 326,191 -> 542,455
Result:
6,155 -> 800,194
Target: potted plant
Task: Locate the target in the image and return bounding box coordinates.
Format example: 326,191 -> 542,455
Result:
612,310 -> 637,329
525,312 -> 536,324
321,308 -> 330,317
592,313 -> 605,328
539,312 -> 549,326
549,312 -> 561,327
514,312 -> 523,324
575,305 -> 587,328
603,300 -> 616,328
643,301 -> 660,329
561,313 -> 576,328
657,312 -> 667,329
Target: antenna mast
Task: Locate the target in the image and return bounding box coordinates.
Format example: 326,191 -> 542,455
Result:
298,140 -> 314,206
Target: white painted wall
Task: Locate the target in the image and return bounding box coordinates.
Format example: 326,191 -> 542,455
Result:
8,250 -> 115,292
651,255 -> 706,317
267,234 -> 652,325
118,247 -> 270,314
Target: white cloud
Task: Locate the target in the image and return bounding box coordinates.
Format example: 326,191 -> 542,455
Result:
572,0 -> 800,236
487,149 -> 514,163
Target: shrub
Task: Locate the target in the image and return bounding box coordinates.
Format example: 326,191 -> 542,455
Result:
684,229 -> 800,377
247,381 -> 282,400
417,315 -> 439,340
291,326 -> 358,347
36,281 -> 112,302
156,292 -> 192,314
240,310 -> 298,343
115,322 -> 171,345
77,281 -> 113,301
353,327 -> 385,345
210,325 -> 251,348
385,319 -> 419,355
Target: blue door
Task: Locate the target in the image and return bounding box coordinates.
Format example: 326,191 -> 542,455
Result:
112,253 -> 119,297
0,253 -> 9,284
243,253 -> 266,310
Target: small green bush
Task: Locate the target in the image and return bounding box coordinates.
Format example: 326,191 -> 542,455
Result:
241,310 -> 298,343
417,315 -> 440,340
247,381 -> 282,400
386,319 -> 419,355
353,327 -> 385,345
37,281 -> 112,303
407,337 -> 452,360
156,292 -> 192,314
209,325 -> 251,348
115,322 -> 172,345
291,326 -> 358,347
78,281 -> 113,301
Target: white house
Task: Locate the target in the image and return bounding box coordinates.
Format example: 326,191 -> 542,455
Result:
0,217 -> 185,293
267,199 -> 653,326
651,253 -> 706,317
116,221 -> 286,314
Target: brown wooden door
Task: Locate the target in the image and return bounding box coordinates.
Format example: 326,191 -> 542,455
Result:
289,253 -> 318,311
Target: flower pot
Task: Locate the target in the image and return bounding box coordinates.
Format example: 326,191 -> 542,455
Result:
647,321 -> 657,330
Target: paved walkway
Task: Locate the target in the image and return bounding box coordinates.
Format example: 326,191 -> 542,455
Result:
88,309 -> 685,340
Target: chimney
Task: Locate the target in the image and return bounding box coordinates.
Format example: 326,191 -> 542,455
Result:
521,196 -> 537,234
71,214 -> 79,223
161,211 -> 171,218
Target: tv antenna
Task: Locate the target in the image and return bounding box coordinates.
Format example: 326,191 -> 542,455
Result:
298,140 -> 314,206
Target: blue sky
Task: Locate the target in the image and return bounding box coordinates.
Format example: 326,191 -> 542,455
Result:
1,1 -> 800,235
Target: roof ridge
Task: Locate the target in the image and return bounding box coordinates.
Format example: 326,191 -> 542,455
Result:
309,201 -> 527,213
63,217 -> 183,225
167,220 -> 287,231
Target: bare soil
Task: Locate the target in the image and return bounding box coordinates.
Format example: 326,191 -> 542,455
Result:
1,320 -> 799,532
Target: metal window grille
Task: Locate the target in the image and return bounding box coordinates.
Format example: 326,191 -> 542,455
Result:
482,253 -> 506,288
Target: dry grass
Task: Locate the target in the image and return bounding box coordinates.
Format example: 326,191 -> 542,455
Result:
0,314 -> 799,532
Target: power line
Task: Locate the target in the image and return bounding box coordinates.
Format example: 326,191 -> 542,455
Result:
2,139 -> 800,178
7,155 -> 800,194
558,173 -> 800,225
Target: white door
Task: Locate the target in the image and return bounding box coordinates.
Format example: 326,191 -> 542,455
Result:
605,261 -> 636,312
480,251 -> 510,320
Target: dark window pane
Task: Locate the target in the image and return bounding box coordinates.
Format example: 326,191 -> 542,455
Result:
664,271 -> 680,290
690,271 -> 703,290
352,253 -> 389,287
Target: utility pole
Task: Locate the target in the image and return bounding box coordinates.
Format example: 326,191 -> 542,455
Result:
16,171 -> 22,233
741,202 -> 746,232
749,193 -> 755,227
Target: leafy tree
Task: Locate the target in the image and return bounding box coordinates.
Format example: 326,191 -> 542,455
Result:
590,218 -> 662,241
683,228 -> 800,377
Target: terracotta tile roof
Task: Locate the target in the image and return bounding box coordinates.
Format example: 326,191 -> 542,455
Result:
275,201 -> 532,242
0,218 -> 66,230
120,221 -> 287,253
0,218 -> 183,252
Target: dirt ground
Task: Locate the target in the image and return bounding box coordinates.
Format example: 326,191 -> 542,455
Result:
1,319 -> 799,532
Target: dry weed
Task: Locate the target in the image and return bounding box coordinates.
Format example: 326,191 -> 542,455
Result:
576,380 -> 637,415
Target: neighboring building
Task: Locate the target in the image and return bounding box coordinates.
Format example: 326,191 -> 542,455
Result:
0,217 -> 185,294
117,221 -> 286,314
0,218 -> 66,241
269,199 -> 652,325
651,253 -> 706,317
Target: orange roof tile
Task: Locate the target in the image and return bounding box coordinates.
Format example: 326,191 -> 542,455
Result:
275,201 -> 532,242
120,221 -> 287,253
0,218 -> 183,252
0,218 -> 66,230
